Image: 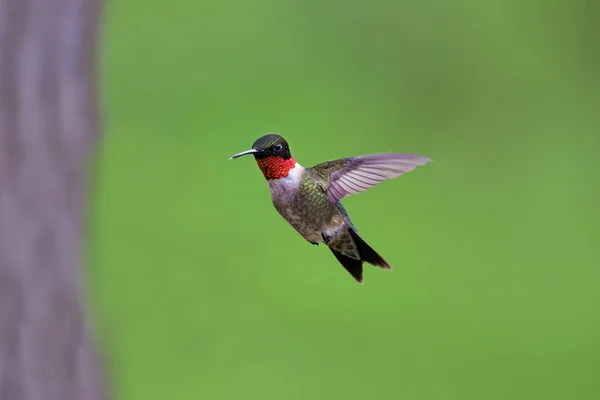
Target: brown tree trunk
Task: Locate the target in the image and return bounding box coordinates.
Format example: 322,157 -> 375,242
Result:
0,0 -> 106,399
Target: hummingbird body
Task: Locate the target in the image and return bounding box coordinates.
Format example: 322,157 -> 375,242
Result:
269,163 -> 356,255
231,134 -> 432,283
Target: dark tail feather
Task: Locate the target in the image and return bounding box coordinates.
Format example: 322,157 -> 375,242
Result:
329,247 -> 364,284
348,229 -> 392,270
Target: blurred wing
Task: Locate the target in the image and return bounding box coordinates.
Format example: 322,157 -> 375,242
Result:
311,153 -> 432,203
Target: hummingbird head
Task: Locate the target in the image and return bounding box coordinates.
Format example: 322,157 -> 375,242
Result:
230,134 -> 297,180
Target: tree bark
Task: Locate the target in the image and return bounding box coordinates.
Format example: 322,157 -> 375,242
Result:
0,0 -> 106,399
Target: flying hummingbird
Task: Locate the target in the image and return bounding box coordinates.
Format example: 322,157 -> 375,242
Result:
231,134 -> 432,283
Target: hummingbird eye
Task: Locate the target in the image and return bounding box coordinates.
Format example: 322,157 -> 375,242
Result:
273,144 -> 282,153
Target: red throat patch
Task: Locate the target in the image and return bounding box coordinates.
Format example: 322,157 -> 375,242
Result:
256,156 -> 297,180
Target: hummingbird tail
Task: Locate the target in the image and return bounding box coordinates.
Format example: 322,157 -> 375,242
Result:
348,228 -> 392,271
329,247 -> 364,284
329,229 -> 392,283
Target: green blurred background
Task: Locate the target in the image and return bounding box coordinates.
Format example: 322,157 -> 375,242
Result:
90,0 -> 600,398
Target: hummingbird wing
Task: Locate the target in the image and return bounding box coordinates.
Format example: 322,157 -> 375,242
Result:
311,153 -> 432,203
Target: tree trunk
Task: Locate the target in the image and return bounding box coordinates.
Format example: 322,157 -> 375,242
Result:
0,0 -> 106,399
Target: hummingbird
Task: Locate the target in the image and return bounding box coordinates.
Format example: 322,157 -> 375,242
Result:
231,134 -> 432,283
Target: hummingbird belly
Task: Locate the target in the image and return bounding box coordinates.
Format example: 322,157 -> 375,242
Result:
273,197 -> 344,244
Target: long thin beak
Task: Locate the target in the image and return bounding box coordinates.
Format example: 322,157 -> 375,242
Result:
229,149 -> 259,160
